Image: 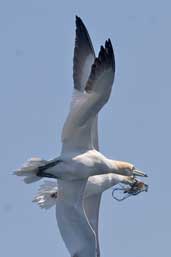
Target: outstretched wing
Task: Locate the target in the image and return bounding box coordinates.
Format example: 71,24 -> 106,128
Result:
73,16 -> 95,91
62,28 -> 115,153
62,16 -> 99,153
74,16 -> 99,151
56,179 -> 96,257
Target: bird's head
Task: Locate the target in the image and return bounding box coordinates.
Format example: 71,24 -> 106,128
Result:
114,161 -> 148,178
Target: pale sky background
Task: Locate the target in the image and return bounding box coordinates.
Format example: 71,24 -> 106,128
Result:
0,0 -> 171,256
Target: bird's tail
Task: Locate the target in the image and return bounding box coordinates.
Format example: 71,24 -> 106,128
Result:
32,181 -> 58,209
14,157 -> 48,184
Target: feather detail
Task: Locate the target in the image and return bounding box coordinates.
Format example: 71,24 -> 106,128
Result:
33,181 -> 58,209
14,157 -> 48,184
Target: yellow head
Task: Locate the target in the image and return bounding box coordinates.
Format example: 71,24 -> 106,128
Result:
114,161 -> 147,177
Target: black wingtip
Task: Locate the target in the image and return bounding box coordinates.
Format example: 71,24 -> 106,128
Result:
108,38 -> 112,44
105,38 -> 112,48
105,38 -> 114,57
75,16 -> 84,27
75,15 -> 80,27
75,15 -> 79,21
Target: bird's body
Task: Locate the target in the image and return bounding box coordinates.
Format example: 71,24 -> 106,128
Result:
15,16 -> 148,257
33,173 -> 132,208
33,172 -> 131,257
39,150 -> 133,181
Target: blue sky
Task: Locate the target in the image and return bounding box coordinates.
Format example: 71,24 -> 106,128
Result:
0,0 -> 171,256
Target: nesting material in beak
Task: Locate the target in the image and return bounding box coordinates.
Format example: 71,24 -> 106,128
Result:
144,183 -> 148,192
112,180 -> 148,201
131,181 -> 148,193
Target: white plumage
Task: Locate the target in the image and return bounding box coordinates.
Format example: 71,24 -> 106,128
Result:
14,16 -> 148,257
33,174 -> 134,209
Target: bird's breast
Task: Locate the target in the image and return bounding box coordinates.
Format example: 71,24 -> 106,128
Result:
58,150 -> 112,180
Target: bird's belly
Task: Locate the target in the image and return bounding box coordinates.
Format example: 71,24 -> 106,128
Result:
59,162 -> 96,180
50,151 -> 111,180
50,161 -> 106,181
60,157 -> 109,180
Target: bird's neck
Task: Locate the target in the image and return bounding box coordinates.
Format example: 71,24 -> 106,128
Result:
107,159 -> 131,176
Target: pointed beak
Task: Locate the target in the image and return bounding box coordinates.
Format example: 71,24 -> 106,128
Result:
133,169 -> 148,177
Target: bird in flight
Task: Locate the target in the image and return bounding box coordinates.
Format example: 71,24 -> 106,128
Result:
15,16 -> 148,257
33,172 -> 147,257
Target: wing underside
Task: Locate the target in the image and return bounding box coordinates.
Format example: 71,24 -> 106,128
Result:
60,17 -> 115,257
73,16 -> 95,91
56,179 -> 96,257
62,19 -> 115,153
84,194 -> 102,257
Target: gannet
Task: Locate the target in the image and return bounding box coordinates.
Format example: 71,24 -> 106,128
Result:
33,174 -> 135,210
33,174 -> 145,257
14,16 -> 148,257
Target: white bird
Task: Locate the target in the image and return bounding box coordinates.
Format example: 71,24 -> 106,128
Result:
15,16 -> 148,257
33,175 -> 135,210
33,174 -> 136,257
